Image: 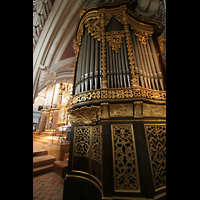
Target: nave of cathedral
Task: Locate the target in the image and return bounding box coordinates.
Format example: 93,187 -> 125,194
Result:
33,0 -> 166,199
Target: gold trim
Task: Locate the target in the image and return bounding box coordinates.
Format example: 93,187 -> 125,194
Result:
100,8 -> 107,88
71,170 -> 89,176
154,192 -> 166,200
111,124 -> 140,193
68,87 -> 166,108
66,174 -> 103,197
143,103 -> 166,118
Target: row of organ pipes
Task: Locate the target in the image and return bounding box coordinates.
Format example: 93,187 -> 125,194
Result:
74,26 -> 165,94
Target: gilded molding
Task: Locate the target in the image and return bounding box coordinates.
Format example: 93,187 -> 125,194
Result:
143,103 -> 166,117
69,106 -> 101,126
68,87 -> 166,107
110,103 -> 133,117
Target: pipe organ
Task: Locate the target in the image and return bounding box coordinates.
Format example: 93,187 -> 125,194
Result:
64,1 -> 166,200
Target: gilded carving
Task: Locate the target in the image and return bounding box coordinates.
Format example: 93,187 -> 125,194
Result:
110,104 -> 133,117
101,102 -> 109,119
134,30 -> 149,45
122,6 -> 137,87
74,127 -> 90,157
158,36 -> 166,52
85,16 -> 101,41
111,124 -> 140,192
144,125 -> 166,191
92,126 -> 102,163
143,104 -> 166,117
133,101 -> 143,118
100,9 -> 107,89
68,88 -> 166,107
105,30 -> 125,53
69,106 -> 101,126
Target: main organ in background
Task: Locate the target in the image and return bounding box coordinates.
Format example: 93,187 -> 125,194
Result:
63,1 -> 166,200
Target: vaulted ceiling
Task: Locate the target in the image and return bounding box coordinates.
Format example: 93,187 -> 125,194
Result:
33,0 -> 166,102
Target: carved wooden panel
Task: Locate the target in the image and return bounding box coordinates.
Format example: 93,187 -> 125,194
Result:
111,124 -> 140,192
74,127 -> 90,157
144,125 -> 166,191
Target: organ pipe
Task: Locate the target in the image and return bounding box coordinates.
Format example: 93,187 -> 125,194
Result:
85,33 -> 91,91
89,35 -> 95,90
73,5 -> 166,94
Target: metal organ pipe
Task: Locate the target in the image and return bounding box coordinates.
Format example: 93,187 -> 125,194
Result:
112,50 -> 117,88
140,42 -> 152,89
75,32 -> 85,94
99,40 -> 102,89
146,39 -> 159,90
73,20 -> 165,93
123,38 -> 131,88
109,46 -> 114,88
85,33 -> 91,91
135,36 -> 148,88
106,42 -> 110,88
131,31 -> 144,88
81,28 -> 88,92
94,38 -> 99,89
89,35 -> 95,91
115,53 -> 120,88
149,37 -> 164,91
129,30 -> 139,86
117,47 -> 123,88
143,43 -> 156,90
120,42 -> 127,88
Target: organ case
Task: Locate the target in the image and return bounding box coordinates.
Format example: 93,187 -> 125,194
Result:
63,1 -> 166,200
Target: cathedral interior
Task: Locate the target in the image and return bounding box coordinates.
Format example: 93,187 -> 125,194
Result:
33,0 -> 166,199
